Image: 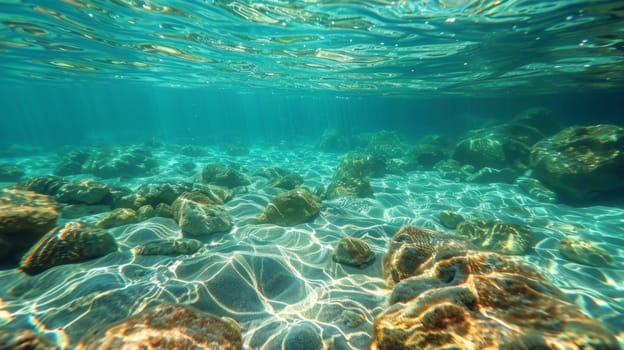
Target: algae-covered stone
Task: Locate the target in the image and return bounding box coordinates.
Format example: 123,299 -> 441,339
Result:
54,180 -> 111,205
325,176 -> 374,199
54,149 -> 91,176
366,130 -> 409,159
0,189 -> 59,263
60,204 -> 111,219
96,208 -> 140,228
15,175 -> 68,196
83,146 -> 159,178
438,210 -> 464,229
334,152 -> 385,180
558,236 -> 613,267
269,173 -> 304,190
173,192 -> 231,236
20,221 -> 117,274
134,182 -> 192,207
318,128 -> 350,152
198,163 -> 250,189
133,238 -> 202,256
530,124 -> 624,202
456,220 -> 532,255
258,188 -> 320,226
407,135 -> 452,170
332,236 -> 375,267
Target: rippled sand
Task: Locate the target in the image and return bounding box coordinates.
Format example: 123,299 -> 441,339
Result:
1,144 -> 622,348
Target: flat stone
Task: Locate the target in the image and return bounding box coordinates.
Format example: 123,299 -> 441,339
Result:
96,208 -> 140,228
133,238 -> 202,256
332,236 -> 375,267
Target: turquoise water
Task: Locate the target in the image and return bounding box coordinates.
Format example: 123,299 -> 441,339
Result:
1,0 -> 624,349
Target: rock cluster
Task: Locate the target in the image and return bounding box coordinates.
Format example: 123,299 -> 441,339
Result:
373,226 -> 620,349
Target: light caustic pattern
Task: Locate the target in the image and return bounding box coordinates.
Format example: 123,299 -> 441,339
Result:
1,0 -> 623,94
0,145 -> 623,348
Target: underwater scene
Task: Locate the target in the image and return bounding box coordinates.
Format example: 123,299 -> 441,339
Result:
1,0 -> 624,349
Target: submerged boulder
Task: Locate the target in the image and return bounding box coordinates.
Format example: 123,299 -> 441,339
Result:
374,225 -> 620,349
20,221 -> 117,274
54,180 -> 112,205
77,304 -> 242,350
366,130 -> 409,159
198,163 -> 250,189
530,124 -> 624,202
332,236 -> 375,268
318,128 -> 351,152
258,188 -> 321,226
334,152 -> 385,180
15,175 -> 68,196
172,191 -> 232,236
406,135 -> 452,170
325,176 -> 374,199
83,146 -> 159,178
0,189 -> 59,263
54,149 -> 91,176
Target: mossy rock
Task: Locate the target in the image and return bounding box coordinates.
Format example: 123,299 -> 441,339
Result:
258,188 -> 321,226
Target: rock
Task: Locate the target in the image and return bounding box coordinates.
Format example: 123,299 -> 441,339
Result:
0,189 -> 59,263
137,205 -> 155,220
198,163 -> 250,189
453,129 -> 507,169
407,135 -> 452,170
466,167 -> 519,184
332,236 -> 375,267
456,220 -> 532,255
60,204 -> 111,219
318,128 -> 350,152
530,124 -> 624,202
374,225 -> 620,349
340,310 -> 366,328
269,173 -> 304,190
54,149 -> 91,176
20,221 -> 117,274
96,208 -> 140,228
173,192 -> 232,236
334,152 -> 385,180
558,236 -> 613,267
54,180 -> 112,205
258,188 -> 320,226
133,238 -> 202,256
0,329 -> 59,350
154,203 -> 174,219
15,175 -> 68,196
516,176 -> 558,203
76,303 -> 242,350
512,107 -> 561,135
83,146 -> 159,178
283,324 -> 323,350
134,182 -> 192,207
192,183 -> 235,205
383,226 -> 474,288
437,210 -> 464,229
433,159 -> 474,182
0,164 -> 25,182
367,130 -> 408,159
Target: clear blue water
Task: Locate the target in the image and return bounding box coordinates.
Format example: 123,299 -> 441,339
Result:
1,0 -> 623,349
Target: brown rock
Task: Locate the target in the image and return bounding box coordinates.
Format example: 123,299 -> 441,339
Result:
20,221 -> 117,274
258,188 -> 321,226
0,188 -> 59,262
373,226 -> 620,349
77,303 -> 242,350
